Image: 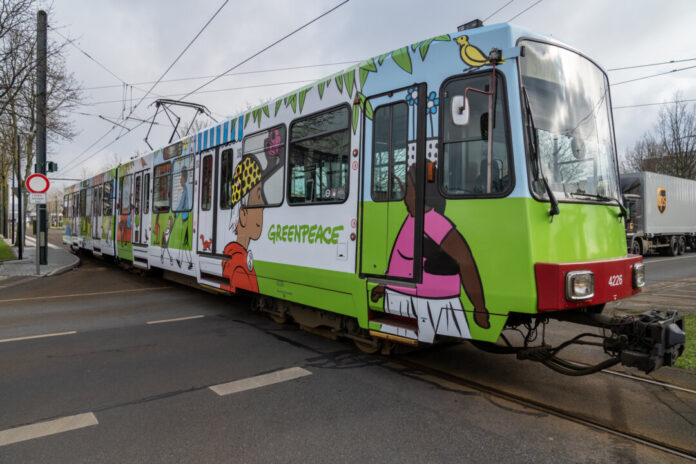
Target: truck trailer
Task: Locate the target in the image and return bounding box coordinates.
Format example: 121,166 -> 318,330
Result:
621,172 -> 696,256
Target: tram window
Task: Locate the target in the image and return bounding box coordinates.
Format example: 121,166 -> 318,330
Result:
153,162 -> 171,213
288,106 -> 350,204
79,189 -> 86,216
103,181 -> 113,216
134,176 -> 141,215
201,154 -> 213,211
441,74 -> 511,196
73,193 -> 79,217
172,155 -> 193,213
242,125 -> 286,207
143,173 -> 150,214
372,102 -> 408,201
63,195 -> 69,218
220,149 -> 234,209
92,186 -> 100,217
120,175 -> 132,215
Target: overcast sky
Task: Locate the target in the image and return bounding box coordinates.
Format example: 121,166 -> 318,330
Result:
39,0 -> 696,191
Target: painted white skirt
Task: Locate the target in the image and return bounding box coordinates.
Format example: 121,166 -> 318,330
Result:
382,288 -> 471,343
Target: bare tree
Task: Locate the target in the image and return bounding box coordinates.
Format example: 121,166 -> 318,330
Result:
623,94 -> 696,179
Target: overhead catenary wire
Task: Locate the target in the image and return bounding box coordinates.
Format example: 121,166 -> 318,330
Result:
484,0 -> 517,23
180,0 -> 350,101
82,60 -> 361,91
613,98 -> 696,110
507,0 -> 543,22
607,57 -> 696,72
611,64 -> 696,86
61,1 -> 349,175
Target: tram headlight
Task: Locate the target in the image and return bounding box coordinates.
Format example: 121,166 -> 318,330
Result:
565,270 -> 594,301
633,262 -> 646,289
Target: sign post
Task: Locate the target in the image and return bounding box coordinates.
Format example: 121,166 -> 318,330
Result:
26,173 -> 49,274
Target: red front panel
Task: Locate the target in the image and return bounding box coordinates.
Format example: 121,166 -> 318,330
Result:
535,255 -> 642,311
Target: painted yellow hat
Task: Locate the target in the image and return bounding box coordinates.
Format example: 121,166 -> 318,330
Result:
230,156 -> 262,206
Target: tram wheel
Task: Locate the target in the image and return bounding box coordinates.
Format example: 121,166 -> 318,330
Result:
354,338 -> 382,354
268,312 -> 288,324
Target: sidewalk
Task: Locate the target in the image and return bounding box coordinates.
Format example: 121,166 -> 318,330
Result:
0,235 -> 79,279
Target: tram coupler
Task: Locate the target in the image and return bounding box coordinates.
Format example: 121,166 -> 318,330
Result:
556,310 -> 686,373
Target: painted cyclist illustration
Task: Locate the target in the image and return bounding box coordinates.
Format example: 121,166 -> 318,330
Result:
372,162 -> 490,342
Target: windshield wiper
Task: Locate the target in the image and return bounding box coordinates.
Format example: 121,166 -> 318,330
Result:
571,191 -> 627,218
523,86 -> 559,218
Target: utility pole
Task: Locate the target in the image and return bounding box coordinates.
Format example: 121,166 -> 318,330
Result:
16,135 -> 23,260
36,10 -> 47,264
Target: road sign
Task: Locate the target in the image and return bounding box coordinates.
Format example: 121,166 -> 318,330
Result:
29,193 -> 47,204
26,173 -> 50,194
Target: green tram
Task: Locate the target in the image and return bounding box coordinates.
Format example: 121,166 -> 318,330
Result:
63,21 -> 684,374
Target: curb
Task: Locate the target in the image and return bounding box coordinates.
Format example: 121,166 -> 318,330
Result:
45,252 -> 81,277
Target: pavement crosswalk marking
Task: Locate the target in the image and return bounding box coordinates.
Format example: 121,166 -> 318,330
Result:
146,315 -> 205,324
0,331 -> 77,344
23,236 -> 61,250
210,367 -> 312,396
0,412 -> 98,447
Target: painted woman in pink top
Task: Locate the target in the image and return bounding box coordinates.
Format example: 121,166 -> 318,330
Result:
371,162 -> 490,342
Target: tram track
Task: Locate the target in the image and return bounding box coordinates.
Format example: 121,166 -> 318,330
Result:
390,354 -> 696,462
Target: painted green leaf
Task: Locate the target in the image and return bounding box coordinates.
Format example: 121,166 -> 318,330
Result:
275,99 -> 282,116
262,105 -> 270,118
377,53 -> 390,66
391,47 -> 412,74
343,70 -> 355,98
359,68 -> 369,90
325,79 -> 331,88
419,38 -> 434,61
335,74 -> 343,93
230,118 -> 236,137
360,58 -> 377,72
286,93 -> 297,113
433,34 -> 451,41
318,81 -> 325,99
352,103 -> 360,134
299,87 -> 310,113
411,41 -> 423,52
364,98 -> 374,120
244,112 -> 250,128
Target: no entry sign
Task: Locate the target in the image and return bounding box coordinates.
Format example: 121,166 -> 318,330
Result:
26,173 -> 50,194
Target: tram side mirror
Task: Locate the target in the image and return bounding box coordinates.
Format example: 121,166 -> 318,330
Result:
451,95 -> 470,126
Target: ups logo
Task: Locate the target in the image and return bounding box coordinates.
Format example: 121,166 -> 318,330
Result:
657,187 -> 666,214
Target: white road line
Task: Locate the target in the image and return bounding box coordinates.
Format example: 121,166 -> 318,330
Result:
210,367 -> 312,396
0,412 -> 98,447
0,331 -> 76,344
0,286 -> 170,304
644,254 -> 696,265
146,315 -> 205,325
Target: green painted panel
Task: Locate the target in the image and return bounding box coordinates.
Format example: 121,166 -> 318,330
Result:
151,212 -> 193,251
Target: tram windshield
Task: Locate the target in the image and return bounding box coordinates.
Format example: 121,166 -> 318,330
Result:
520,40 -> 620,203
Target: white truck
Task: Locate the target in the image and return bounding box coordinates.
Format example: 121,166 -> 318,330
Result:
621,172 -> 696,256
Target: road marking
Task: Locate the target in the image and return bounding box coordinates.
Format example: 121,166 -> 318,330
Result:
644,254 -> 696,265
210,367 -> 312,396
146,315 -> 205,325
0,412 -> 98,447
0,331 -> 76,344
0,286 -> 170,304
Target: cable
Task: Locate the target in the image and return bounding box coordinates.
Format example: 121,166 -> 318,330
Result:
507,0 -> 543,22
48,25 -> 128,86
126,0 -> 229,120
60,0 -> 229,174
181,0 -> 349,101
484,0 -> 517,22
611,64 -> 696,86
607,57 -> 696,72
82,60 -> 361,91
82,78 -> 317,106
62,0 -> 349,176
613,98 -> 696,110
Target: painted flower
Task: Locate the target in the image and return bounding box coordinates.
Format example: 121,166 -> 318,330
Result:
405,87 -> 418,105
426,91 -> 439,114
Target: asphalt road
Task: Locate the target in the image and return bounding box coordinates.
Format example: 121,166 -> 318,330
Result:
0,253 -> 688,463
643,253 -> 696,283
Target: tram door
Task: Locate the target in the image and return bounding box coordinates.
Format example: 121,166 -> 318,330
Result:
197,149 -> 216,254
360,84 -> 426,291
133,172 -> 142,244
